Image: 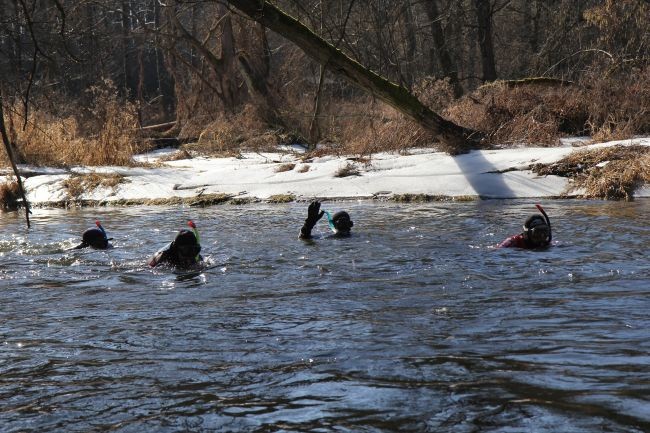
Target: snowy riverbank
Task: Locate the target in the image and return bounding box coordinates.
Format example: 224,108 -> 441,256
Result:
12,137 -> 650,206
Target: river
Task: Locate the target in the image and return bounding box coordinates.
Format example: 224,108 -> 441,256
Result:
1,200 -> 648,432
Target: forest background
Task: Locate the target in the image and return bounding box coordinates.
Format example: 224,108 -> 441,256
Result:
0,0 -> 648,169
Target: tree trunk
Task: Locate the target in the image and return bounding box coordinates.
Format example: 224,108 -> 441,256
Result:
422,0 -> 463,98
122,0 -> 136,95
401,0 -> 417,89
474,0 -> 497,82
308,64 -> 327,147
225,0 -> 481,154
237,52 -> 283,127
216,3 -> 238,111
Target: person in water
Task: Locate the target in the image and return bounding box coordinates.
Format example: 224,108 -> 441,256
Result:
148,220 -> 203,268
72,220 -> 113,249
299,201 -> 353,239
498,205 -> 552,249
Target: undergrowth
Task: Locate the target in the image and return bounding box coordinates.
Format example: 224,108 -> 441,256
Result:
0,178 -> 21,210
532,145 -> 650,200
1,79 -> 148,168
1,65 -> 647,170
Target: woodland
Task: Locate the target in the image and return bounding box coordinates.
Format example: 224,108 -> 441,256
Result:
0,1 -> 648,182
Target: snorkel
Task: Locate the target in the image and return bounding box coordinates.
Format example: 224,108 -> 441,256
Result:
92,220 -> 113,249
323,211 -> 337,233
323,210 -> 353,236
535,204 -> 552,243
187,220 -> 201,261
95,220 -> 108,242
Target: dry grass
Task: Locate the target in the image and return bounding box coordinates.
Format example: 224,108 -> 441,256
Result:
62,173 -> 130,200
190,104 -> 305,156
237,66 -> 649,156
412,77 -> 456,113
1,79 -> 148,168
445,65 -> 650,147
390,194 -> 477,202
445,81 -> 585,146
157,149 -> 193,162
229,197 -> 256,205
36,192 -> 234,208
267,194 -> 295,203
0,179 -> 21,210
532,145 -> 650,200
275,163 -> 296,173
2,64 -> 647,172
327,100 -> 433,157
334,162 -> 361,178
296,164 -> 310,173
585,66 -> 650,141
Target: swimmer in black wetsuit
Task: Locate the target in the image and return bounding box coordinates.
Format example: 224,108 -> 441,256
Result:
299,201 -> 353,239
148,221 -> 203,268
72,220 -> 113,249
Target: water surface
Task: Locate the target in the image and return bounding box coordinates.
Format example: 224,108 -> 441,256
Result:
1,200 -> 649,432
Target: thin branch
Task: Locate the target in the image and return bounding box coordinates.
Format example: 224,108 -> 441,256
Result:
22,49 -> 38,131
49,0 -> 81,62
0,92 -> 31,228
542,49 -> 614,76
17,0 -> 53,62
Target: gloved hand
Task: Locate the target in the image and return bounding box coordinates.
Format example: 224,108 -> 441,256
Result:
305,200 -> 325,228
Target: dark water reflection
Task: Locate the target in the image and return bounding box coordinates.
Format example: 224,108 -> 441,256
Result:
1,200 -> 649,432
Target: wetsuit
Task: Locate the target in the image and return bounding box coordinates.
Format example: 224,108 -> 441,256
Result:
148,245 -> 203,268
499,207 -> 552,249
498,233 -> 549,249
498,234 -> 529,249
148,229 -> 202,268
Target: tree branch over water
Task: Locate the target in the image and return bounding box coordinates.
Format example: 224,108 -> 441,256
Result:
224,0 -> 484,154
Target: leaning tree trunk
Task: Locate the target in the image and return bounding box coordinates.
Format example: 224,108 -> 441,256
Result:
225,0 -> 482,154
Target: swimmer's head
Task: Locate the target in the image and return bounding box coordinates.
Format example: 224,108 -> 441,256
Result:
523,214 -> 550,247
170,229 -> 201,262
81,227 -> 109,249
331,211 -> 353,236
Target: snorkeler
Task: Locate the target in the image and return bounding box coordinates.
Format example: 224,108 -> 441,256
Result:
498,204 -> 552,249
299,201 -> 353,239
72,220 -> 113,249
148,220 -> 203,268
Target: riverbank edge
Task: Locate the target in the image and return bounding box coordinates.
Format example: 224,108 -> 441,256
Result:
22,193 -> 592,209
4,138 -> 649,210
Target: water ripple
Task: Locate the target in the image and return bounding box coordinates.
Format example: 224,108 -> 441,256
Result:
0,200 -> 648,432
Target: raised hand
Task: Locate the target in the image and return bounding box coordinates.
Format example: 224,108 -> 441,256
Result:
306,200 -> 325,226
300,201 -> 325,239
